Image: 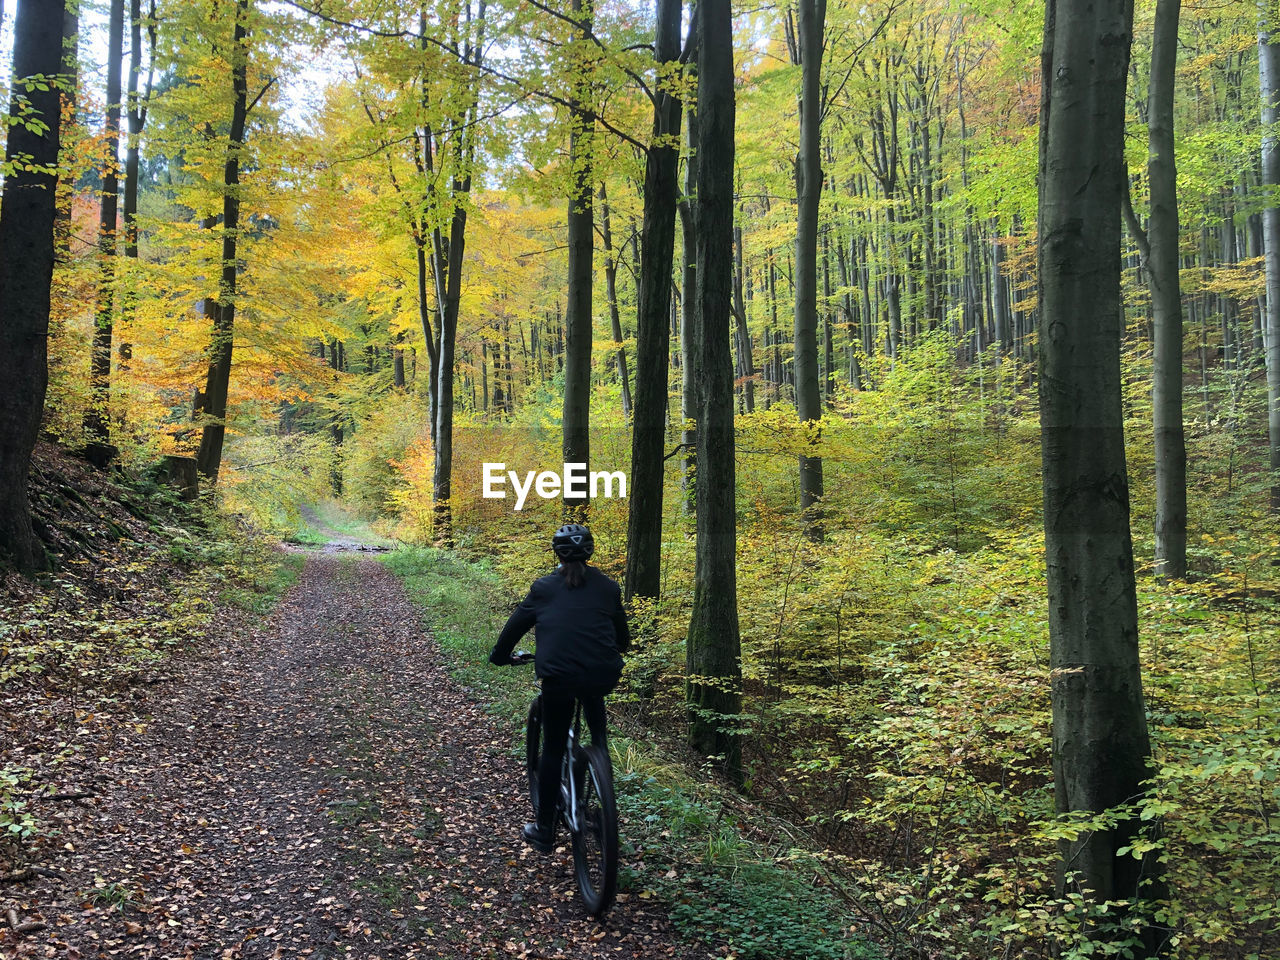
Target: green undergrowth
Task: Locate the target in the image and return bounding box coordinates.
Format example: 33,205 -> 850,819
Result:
217,548 -> 305,614
383,546 -> 880,960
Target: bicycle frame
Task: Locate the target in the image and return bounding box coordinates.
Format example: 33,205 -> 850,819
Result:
515,655 -> 619,918
558,702 -> 583,833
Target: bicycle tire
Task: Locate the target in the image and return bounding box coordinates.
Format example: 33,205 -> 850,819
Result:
525,695 -> 543,818
570,743 -> 618,918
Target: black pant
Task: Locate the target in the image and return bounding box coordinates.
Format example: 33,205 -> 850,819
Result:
537,680 -> 608,827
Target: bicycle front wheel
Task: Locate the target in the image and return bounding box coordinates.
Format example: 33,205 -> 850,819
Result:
525,695 -> 543,818
570,743 -> 618,918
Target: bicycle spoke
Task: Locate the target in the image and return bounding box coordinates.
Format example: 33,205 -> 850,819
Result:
570,745 -> 618,918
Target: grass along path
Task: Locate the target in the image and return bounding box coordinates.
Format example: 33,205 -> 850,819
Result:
385,548 -> 880,960
6,553 -> 720,959
289,502 -> 398,553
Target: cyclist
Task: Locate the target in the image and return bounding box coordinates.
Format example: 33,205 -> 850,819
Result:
488,523 -> 630,853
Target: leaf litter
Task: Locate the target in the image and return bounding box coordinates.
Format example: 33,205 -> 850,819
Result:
3,554 -> 725,959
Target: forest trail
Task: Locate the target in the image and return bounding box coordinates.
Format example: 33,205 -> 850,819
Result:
12,554 -> 718,960
292,504 -> 396,554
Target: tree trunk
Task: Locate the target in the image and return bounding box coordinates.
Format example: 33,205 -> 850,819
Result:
768,257 -> 781,401
792,0 -> 826,540
432,195 -> 468,546
679,104 -> 699,515
194,0 -> 250,482
834,228 -> 863,389
599,184 -> 633,418
86,0 -> 125,448
624,0 -> 683,603
821,229 -> 835,407
162,455 -> 199,501
859,233 -> 874,359
0,0 -> 66,573
992,234 -> 1010,351
885,211 -> 902,360
53,4 -> 78,260
686,0 -> 742,781
1149,0 -> 1187,578
733,222 -> 756,413
562,0 -> 595,518
1038,0 -> 1164,951
119,0 -> 155,372
416,236 -> 440,444
123,0 -> 145,263
428,0 -> 486,545
1261,11 -> 1280,512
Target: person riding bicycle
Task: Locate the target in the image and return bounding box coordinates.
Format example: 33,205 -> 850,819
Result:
488,523 -> 630,853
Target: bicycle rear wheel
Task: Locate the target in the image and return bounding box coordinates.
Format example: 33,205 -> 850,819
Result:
525,696 -> 543,817
570,743 -> 618,918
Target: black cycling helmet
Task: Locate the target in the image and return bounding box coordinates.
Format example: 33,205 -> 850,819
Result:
552,523 -> 594,561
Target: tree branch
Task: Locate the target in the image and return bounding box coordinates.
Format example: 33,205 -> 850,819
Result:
1121,173 -> 1151,265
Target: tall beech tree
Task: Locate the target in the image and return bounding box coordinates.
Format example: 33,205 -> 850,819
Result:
86,0 -> 125,448
562,0 -> 595,517
330,0 -> 491,544
686,0 -> 742,778
624,0 -> 683,603
792,0 -> 826,541
598,183 -> 633,418
1262,13 -> 1280,512
121,0 -> 157,319
679,101 -> 699,514
194,0 -> 252,481
1038,0 -> 1163,950
0,0 -> 67,573
1124,0 -> 1186,579
428,0 -> 488,546
54,3 -> 80,259
1147,0 -> 1186,578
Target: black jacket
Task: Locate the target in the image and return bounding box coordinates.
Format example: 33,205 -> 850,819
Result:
489,566 -> 631,689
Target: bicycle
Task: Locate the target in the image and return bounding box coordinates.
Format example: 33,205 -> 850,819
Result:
511,651 -> 619,918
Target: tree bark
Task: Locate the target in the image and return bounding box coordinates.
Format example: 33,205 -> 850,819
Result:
1149,0 -> 1186,578
53,4 -> 79,260
415,236 -> 440,443
679,104 -> 699,515
562,0 -> 595,518
420,0 -> 486,544
86,0 -> 125,447
123,0 -> 146,263
733,222 -> 756,414
821,228 -> 835,407
162,455 -> 199,501
194,0 -> 251,482
119,0 -> 155,369
0,0 -> 66,573
792,0 -> 826,540
599,184 -> 633,418
992,234 -> 1010,351
1261,10 -> 1280,512
432,184 -> 468,546
686,0 -> 742,780
1038,0 -> 1164,951
624,0 -> 683,603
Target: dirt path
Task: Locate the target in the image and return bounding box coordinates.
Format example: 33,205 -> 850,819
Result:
8,555 -> 720,959
293,505 -> 393,555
